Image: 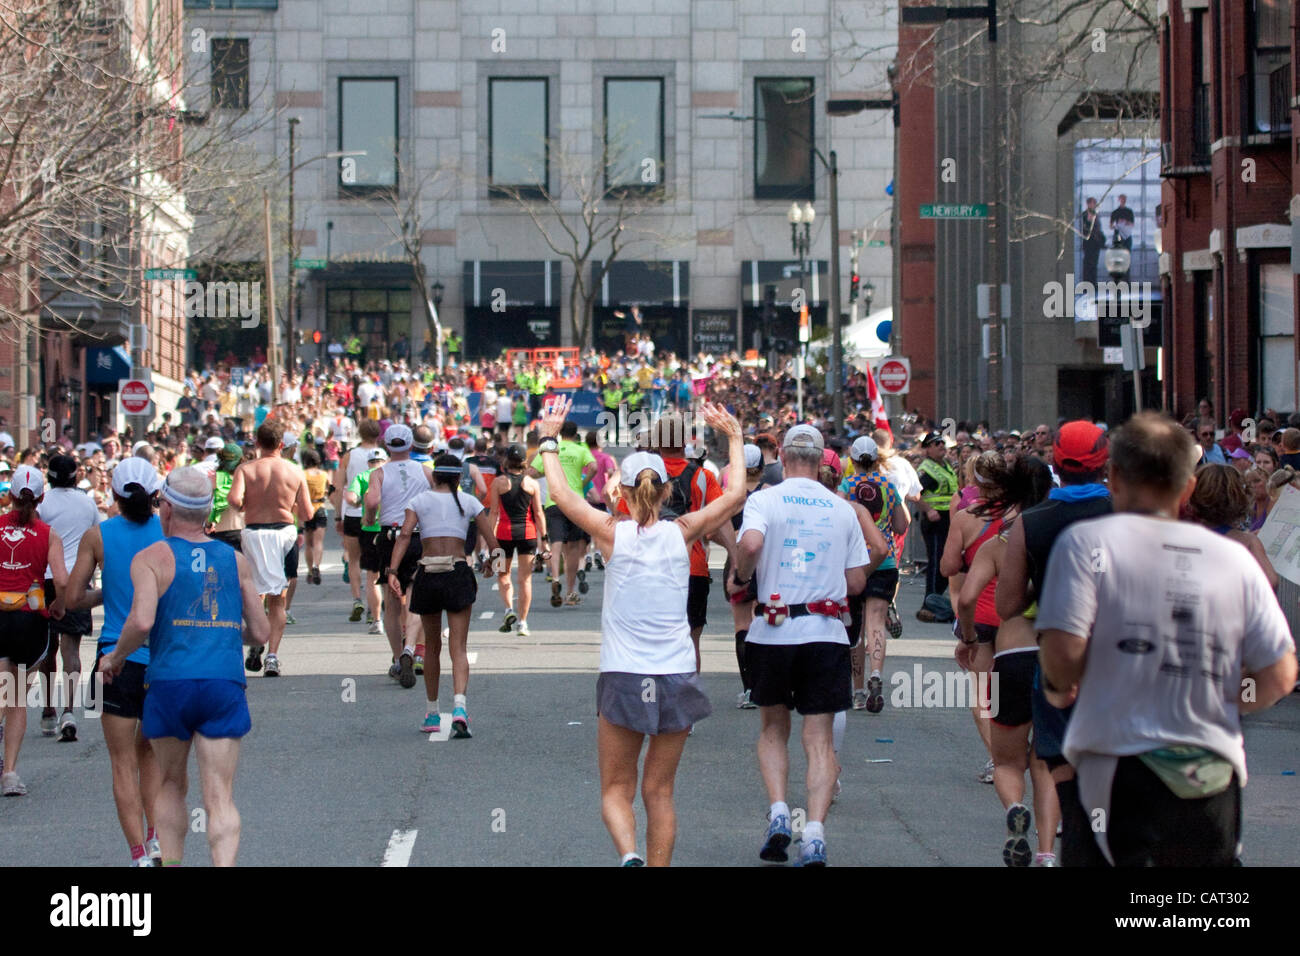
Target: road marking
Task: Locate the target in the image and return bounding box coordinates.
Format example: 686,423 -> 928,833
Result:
479,611 -> 494,619
467,652 -> 478,664
491,583 -> 499,591
382,829 -> 418,866
427,714 -> 452,742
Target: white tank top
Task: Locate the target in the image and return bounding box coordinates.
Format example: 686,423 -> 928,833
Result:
343,444 -> 376,517
407,488 -> 483,539
599,520 -> 694,674
378,459 -> 431,527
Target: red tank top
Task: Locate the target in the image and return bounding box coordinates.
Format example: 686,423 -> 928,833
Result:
0,513 -> 51,609
962,514 -> 1004,629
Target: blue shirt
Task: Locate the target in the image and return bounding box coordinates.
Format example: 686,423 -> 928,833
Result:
98,515 -> 165,664
146,538 -> 245,685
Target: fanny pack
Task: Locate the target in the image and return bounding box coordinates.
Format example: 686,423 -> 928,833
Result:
418,555 -> 468,573
1136,746 -> 1235,800
0,585 -> 45,612
754,600 -> 849,627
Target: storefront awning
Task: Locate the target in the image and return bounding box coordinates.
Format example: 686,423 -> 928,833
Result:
463,261 -> 561,308
85,346 -> 131,386
741,260 -> 828,307
593,260 -> 689,308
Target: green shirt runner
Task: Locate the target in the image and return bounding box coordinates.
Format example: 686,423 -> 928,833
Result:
530,439 -> 595,508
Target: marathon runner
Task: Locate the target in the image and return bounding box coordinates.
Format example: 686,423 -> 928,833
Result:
344,447 -> 388,635
228,420 -> 314,677
0,466 -> 69,796
725,444 -> 772,709
207,443 -> 246,552
333,418 -> 383,624
37,454 -> 100,741
1036,413 -> 1297,867
279,435 -> 305,625
60,458 -> 165,865
728,425 -> 871,867
528,421 -> 596,608
98,466 -> 270,866
954,456 -> 1056,865
392,453 -> 499,737
365,424 -> 436,689
537,397 -> 744,866
301,448 -> 329,585
486,444 -> 548,637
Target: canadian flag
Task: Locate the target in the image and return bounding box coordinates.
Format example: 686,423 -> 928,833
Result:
865,363 -> 890,434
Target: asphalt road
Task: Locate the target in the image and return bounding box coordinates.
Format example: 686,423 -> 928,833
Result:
6,524 -> 1299,867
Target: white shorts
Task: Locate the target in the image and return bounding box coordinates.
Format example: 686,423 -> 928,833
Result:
240,524 -> 297,596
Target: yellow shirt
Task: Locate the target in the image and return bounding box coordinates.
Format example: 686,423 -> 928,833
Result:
305,469 -> 328,508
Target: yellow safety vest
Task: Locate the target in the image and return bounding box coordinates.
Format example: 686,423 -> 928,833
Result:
918,457 -> 958,511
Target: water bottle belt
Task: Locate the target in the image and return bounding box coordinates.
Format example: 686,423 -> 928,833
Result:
754,600 -> 848,622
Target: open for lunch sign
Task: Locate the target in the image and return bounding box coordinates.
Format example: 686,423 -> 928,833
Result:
692,309 -> 737,354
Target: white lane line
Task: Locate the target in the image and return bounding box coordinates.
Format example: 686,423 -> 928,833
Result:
382,829 -> 418,866
491,583 -> 499,591
479,611 -> 494,619
467,652 -> 478,664
427,715 -> 452,743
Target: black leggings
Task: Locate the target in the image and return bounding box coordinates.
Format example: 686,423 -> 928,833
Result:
735,629 -> 752,692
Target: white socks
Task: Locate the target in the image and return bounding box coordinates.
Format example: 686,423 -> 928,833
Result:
427,699 -> 438,716
453,693 -> 467,711
770,800 -> 790,821
804,821 -> 825,843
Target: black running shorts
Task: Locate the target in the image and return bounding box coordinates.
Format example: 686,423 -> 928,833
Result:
376,528 -> 422,594
746,641 -> 852,715
343,515 -> 363,538
687,574 -> 710,630
409,563 -> 478,616
95,652 -> 147,720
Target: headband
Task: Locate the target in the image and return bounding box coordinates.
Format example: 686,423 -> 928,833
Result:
433,464 -> 463,476
162,482 -> 214,510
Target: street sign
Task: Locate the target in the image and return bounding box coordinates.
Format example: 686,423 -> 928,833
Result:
144,268 -> 196,281
876,358 -> 910,395
293,258 -> 327,270
920,204 -> 988,219
867,240 -> 887,247
230,366 -> 246,386
1120,324 -> 1146,371
119,379 -> 152,415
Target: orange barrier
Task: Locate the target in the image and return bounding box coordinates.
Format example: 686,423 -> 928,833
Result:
505,347 -> 582,388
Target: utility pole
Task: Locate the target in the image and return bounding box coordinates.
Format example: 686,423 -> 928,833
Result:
286,116 -> 299,376
828,149 -> 844,437
263,189 -> 278,374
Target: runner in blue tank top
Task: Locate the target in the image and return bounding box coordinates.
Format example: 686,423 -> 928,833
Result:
98,467 -> 269,867
60,457 -> 165,866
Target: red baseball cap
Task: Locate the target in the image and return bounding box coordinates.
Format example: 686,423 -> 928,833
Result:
1054,420 -> 1109,473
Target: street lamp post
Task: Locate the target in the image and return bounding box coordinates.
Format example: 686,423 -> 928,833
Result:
789,201 -> 814,422
430,280 -> 444,368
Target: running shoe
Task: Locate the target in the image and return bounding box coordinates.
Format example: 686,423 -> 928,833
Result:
2,771 -> 27,796
584,554 -> 593,572
264,654 -> 281,677
130,857 -> 156,868
576,568 -> 589,594
451,706 -> 471,738
550,581 -> 562,607
533,554 -> 545,574
516,620 -> 530,637
285,612 -> 297,626
565,591 -> 581,607
388,660 -> 402,681
621,853 -> 645,867
1003,802 -> 1033,867
58,712 -> 76,742
594,552 -> 604,570
978,758 -> 995,784
414,655 -> 424,676
799,838 -> 828,867
368,621 -> 381,635
760,812 -> 793,863
420,713 -> 442,734
916,607 -> 937,623
366,612 -> 375,625
500,609 -> 518,633
147,837 -> 161,863
1033,852 -> 1058,867
40,713 -> 56,737
349,600 -> 363,622
736,689 -> 757,709
865,674 -> 885,713
886,602 -> 903,638
312,567 -> 322,585
852,689 -> 869,711
397,652 -> 416,689
245,645 -> 263,673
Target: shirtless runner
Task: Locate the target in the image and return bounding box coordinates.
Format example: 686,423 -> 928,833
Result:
228,420 -> 314,677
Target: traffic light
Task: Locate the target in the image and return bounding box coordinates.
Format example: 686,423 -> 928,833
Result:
312,330 -> 322,344
849,271 -> 860,303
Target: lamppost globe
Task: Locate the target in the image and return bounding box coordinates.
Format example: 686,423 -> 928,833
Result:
787,202 -> 803,224
1104,246 -> 1131,279
802,202 -> 816,224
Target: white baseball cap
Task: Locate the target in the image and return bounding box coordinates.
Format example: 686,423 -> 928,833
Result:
111,456 -> 163,496
131,440 -> 152,455
743,444 -> 762,469
10,464 -> 44,499
783,424 -> 824,451
384,424 -> 413,451
850,436 -> 878,461
367,447 -> 389,463
620,451 -> 669,487
282,431 -> 299,447
204,436 -> 225,451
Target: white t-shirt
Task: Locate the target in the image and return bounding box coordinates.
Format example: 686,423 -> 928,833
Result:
407,488 -> 483,539
38,486 -> 102,579
356,381 -> 377,407
600,520 -> 694,674
881,454 -> 922,500
496,395 -> 512,422
377,459 -> 433,527
739,477 -> 872,646
1037,513 -> 1294,785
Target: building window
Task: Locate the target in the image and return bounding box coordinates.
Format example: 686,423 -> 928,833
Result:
1251,0 -> 1291,133
603,78 -> 664,194
754,77 -> 814,201
1259,262 -> 1294,411
489,78 -> 548,198
1073,138 -> 1161,286
210,39 -> 248,110
339,77 -> 398,192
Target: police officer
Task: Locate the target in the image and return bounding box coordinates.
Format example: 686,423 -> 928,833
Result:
916,431 -> 958,602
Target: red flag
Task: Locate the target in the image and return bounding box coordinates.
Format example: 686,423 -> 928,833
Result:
865,363 -> 890,434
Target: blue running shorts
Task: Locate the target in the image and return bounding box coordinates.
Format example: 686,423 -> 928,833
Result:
142,679 -> 252,741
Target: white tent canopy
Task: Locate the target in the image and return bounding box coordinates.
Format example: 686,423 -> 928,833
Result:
810,307 -> 892,368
